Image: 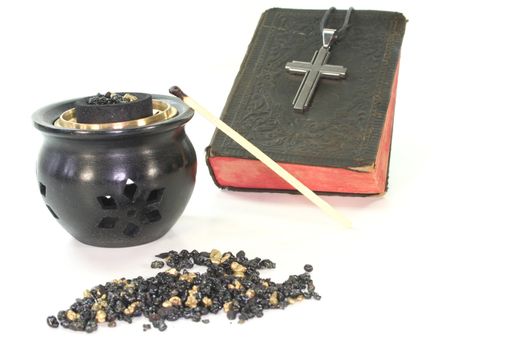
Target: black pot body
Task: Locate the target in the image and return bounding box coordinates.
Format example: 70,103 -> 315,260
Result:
34,95 -> 196,247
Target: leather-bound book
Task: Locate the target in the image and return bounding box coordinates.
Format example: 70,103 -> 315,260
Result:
206,8 -> 406,195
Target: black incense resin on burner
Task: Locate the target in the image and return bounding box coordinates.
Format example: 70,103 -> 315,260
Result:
75,92 -> 153,124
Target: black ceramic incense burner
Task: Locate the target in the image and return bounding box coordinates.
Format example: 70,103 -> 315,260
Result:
33,92 -> 197,247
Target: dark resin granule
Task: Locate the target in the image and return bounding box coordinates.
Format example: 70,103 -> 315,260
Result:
47,316 -> 59,328
47,249 -> 319,332
150,260 -> 165,269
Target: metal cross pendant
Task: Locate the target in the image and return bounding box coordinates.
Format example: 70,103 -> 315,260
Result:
285,29 -> 347,112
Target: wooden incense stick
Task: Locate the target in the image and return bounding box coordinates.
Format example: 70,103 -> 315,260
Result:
169,86 -> 352,228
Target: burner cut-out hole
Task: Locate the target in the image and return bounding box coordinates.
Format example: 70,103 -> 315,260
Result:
123,223 -> 139,236
46,205 -> 58,219
123,179 -> 138,201
147,188 -> 165,204
39,183 -> 46,197
98,217 -> 118,229
97,195 -> 117,209
145,209 -> 162,223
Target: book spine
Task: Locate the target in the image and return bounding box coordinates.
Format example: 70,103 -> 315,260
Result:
206,9 -> 276,188
207,9 -> 274,158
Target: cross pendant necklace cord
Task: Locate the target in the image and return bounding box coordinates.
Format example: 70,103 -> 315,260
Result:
285,7 -> 353,112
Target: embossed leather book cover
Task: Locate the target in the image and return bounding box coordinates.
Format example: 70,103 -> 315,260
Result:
206,8 -> 406,195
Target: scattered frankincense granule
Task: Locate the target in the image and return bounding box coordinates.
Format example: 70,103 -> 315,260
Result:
150,260 -> 165,269
47,249 -> 319,332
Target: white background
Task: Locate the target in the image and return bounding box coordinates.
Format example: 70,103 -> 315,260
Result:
0,0 -> 524,348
